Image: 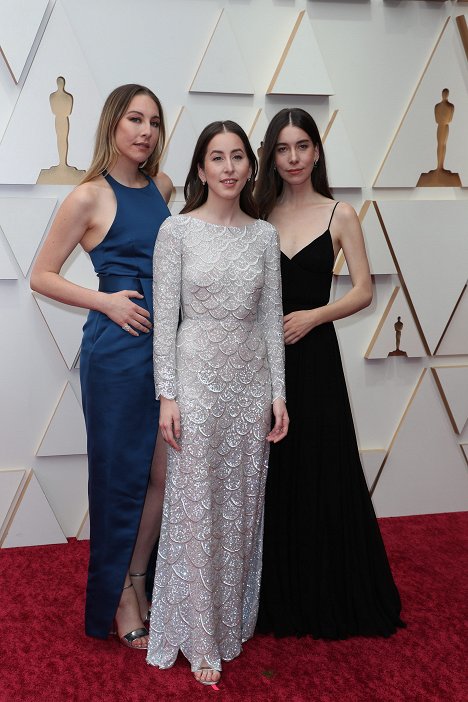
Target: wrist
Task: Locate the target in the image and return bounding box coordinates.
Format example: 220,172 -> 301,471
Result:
94,291 -> 110,314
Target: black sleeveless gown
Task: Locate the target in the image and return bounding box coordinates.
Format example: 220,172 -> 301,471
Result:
257,206 -> 404,639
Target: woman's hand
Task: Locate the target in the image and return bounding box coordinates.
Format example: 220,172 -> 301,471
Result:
267,398 -> 289,443
100,290 -> 152,336
283,309 -> 319,345
159,397 -> 181,451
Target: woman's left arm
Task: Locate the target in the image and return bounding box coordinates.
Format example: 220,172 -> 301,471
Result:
283,203 -> 372,345
258,226 -> 289,442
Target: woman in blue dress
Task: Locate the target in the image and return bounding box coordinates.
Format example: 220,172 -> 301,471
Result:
31,84 -> 172,648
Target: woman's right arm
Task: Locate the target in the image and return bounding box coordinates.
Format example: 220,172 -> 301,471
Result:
30,185 -> 151,335
152,218 -> 183,450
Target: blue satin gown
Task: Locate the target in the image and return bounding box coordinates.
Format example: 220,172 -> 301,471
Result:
80,172 -> 170,638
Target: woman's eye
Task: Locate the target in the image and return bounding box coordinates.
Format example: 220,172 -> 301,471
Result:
129,117 -> 141,123
151,121 -> 160,128
276,146 -> 286,153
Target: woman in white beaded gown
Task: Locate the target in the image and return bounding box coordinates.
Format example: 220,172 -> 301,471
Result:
147,121 -> 289,686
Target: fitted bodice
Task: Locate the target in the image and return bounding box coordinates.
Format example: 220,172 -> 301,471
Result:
88,173 -> 170,278
280,229 -> 334,314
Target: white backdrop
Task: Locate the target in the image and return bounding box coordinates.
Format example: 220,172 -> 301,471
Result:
0,0 -> 467,548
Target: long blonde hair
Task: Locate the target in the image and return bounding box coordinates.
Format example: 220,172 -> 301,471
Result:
81,84 -> 166,184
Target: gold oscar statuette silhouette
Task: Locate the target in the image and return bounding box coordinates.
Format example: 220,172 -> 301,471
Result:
388,316 -> 407,357
37,77 -> 86,185
417,89 -> 461,187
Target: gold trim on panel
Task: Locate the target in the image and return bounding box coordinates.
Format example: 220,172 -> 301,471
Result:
321,109 -> 338,144
374,202 -> 431,355
456,15 -> 468,62
365,287 -> 400,358
0,469 -> 31,547
267,11 -> 304,94
370,369 -> 427,496
76,509 -> 89,540
434,283 -> 467,355
431,365 -> 468,435
0,46 -> 17,83
161,106 -> 184,161
35,382 -> 68,455
248,108 -> 262,138
373,17 -> 450,186
189,10 -> 224,91
460,444 -> 468,469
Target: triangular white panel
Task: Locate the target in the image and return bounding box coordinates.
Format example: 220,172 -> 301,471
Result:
436,286 -> 468,356
375,19 -> 468,187
0,2 -> 102,183
372,371 -> 468,517
360,450 -> 386,491
37,383 -> 87,456
33,246 -> 96,368
248,109 -> 270,161
2,472 -> 67,547
35,457 -> 88,537
334,201 -> 397,276
0,0 -> 49,82
322,111 -> 362,188
0,197 -> 56,276
0,231 -> 18,279
267,11 -> 333,96
432,366 -> 468,434
0,469 -> 26,542
77,511 -> 90,540
366,287 -> 427,359
378,200 -> 468,354
162,107 -> 199,187
190,10 -> 253,95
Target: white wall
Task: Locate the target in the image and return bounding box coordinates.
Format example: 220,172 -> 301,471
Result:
0,0 -> 467,547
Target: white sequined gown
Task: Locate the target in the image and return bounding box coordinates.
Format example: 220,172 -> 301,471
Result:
147,215 -> 285,672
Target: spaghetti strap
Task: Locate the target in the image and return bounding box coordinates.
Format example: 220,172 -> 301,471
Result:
328,201 -> 340,229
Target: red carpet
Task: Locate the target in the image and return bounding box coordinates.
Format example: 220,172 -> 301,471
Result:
1,512 -> 467,702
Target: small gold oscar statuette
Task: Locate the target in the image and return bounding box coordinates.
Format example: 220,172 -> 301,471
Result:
37,76 -> 86,185
417,89 -> 461,187
388,316 -> 408,357
257,140 -> 264,163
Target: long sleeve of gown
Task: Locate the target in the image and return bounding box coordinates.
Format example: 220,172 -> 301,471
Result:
258,226 -> 286,403
152,218 -> 182,400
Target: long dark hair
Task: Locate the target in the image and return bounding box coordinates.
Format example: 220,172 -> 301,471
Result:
181,120 -> 259,218
255,108 -> 333,219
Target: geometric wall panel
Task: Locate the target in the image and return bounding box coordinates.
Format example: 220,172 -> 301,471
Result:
33,246 -> 96,369
0,232 -> 18,279
374,19 -> 468,187
36,383 -> 86,456
76,511 -> 90,541
432,366 -> 468,434
0,0 -> 49,82
161,107 -> 198,188
365,287 -> 427,359
1,471 -> 67,547
0,197 -> 56,276
190,9 -> 253,94
435,285 -> 468,356
267,10 -> 333,95
0,469 -> 27,545
377,200 -> 468,354
0,2 -> 102,183
35,457 -> 88,537
372,370 -> 468,517
360,449 -> 386,491
334,201 -> 397,276
322,110 -> 363,188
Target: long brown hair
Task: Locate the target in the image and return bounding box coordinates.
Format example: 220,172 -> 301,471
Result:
81,84 -> 166,184
255,108 -> 333,219
181,120 -> 259,218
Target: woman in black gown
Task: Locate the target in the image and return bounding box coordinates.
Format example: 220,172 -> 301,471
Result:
255,108 -> 404,639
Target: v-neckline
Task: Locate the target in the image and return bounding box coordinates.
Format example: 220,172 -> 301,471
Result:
280,229 -> 330,261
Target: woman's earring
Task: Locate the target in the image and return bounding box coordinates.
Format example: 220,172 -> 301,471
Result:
313,159 -> 319,168
200,176 -> 206,185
